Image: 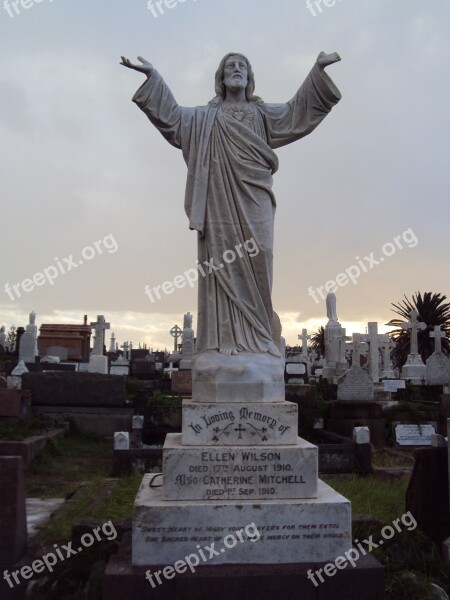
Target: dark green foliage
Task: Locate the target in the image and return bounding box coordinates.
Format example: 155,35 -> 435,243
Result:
386,292 -> 450,368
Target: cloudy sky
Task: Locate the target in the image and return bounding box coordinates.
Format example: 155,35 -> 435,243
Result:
0,0 -> 449,350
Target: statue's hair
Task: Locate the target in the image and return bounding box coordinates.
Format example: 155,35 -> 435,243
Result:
209,52 -> 263,106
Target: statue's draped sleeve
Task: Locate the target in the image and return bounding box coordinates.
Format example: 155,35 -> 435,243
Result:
132,70 -> 217,236
259,63 -> 341,149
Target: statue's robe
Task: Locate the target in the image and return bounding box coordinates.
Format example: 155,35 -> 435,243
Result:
133,64 -> 341,353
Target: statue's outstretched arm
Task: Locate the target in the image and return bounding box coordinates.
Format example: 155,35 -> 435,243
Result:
120,56 -> 154,78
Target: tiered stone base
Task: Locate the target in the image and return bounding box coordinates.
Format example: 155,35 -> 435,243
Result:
133,475 -> 351,566
104,532 -> 385,600
401,354 -> 426,384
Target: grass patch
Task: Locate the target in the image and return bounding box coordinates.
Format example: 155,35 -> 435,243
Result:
322,474 -> 408,523
0,418 -> 58,441
26,433 -> 112,498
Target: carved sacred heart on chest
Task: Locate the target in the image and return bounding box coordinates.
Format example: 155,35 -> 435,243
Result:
233,111 -> 245,122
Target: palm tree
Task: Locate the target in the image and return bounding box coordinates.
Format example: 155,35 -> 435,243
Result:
386,292 -> 450,368
310,326 -> 325,357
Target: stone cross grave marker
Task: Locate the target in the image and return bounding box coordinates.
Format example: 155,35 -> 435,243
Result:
90,315 -> 110,355
430,326 -> 446,353
170,325 -> 182,353
361,322 -> 387,383
401,310 -> 426,355
298,329 -> 311,359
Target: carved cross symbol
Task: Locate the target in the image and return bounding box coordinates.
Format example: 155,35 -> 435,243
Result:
234,424 -> 246,440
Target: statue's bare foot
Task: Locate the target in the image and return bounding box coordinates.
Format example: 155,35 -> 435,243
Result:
268,344 -> 282,358
219,346 -> 239,356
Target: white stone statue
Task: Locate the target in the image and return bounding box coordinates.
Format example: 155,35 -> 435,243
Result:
121,50 -> 341,400
326,292 -> 338,322
122,51 -> 341,359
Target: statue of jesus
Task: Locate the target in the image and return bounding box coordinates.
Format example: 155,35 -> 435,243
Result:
121,51 -> 341,363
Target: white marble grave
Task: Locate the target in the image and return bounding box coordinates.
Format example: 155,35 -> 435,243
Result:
133,477 -> 351,566
401,310 -> 427,383
114,432 -> 130,450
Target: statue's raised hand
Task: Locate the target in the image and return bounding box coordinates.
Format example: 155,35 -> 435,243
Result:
120,56 -> 154,77
316,51 -> 341,70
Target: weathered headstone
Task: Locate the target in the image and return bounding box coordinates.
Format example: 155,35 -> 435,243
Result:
337,365 -> 374,401
25,310 -> 38,357
111,355 -> 130,376
401,310 -> 427,383
353,426 -> 370,445
395,423 -> 435,446
114,431 -> 130,450
426,326 -> 450,385
298,328 -> 311,360
89,315 -> 110,374
383,379 -> 406,392
19,331 -> 36,364
361,323 -> 385,383
380,337 -> 396,379
179,312 -> 195,370
41,355 -> 61,364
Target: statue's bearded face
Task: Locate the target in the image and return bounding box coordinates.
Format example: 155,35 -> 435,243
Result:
223,55 -> 249,93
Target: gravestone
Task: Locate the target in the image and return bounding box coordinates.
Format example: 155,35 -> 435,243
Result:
41,355 -> 61,364
380,338 -> 396,379
337,365 -> 374,401
111,355 -> 130,376
107,48 -> 384,599
18,332 -> 35,365
395,424 -> 435,446
0,456 -> 27,564
298,329 -> 311,360
7,361 -> 29,390
426,326 -> 450,385
361,322 -> 385,383
353,426 -> 370,445
179,312 -> 195,370
89,315 -> 110,374
131,416 -> 144,448
25,310 -> 38,357
383,379 -> 406,392
401,310 -> 427,383
114,432 -> 130,450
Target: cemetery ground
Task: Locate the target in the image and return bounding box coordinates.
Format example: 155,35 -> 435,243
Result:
3,403 -> 447,598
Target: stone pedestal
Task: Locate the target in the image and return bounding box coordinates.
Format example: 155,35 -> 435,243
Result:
133,476 -> 351,566
128,350 -> 359,588
192,351 -> 285,403
401,354 -> 426,384
88,355 -> 109,374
